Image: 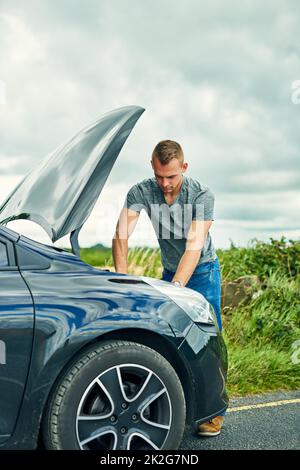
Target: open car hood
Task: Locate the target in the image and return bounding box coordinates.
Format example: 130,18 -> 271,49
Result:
0,105 -> 145,244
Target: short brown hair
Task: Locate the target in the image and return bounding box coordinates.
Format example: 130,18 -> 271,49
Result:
152,140 -> 184,165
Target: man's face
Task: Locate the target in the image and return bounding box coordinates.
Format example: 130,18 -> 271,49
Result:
151,157 -> 188,193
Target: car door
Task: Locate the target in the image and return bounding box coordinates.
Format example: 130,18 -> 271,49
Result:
0,234 -> 34,443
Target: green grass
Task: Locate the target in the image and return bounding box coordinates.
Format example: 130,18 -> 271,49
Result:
80,247 -> 112,267
223,271 -> 300,395
78,237 -> 300,396
217,236 -> 300,281
226,344 -> 300,395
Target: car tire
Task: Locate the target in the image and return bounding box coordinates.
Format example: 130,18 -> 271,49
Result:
42,340 -> 186,450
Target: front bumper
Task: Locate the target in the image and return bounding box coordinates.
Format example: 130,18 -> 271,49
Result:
178,323 -> 229,427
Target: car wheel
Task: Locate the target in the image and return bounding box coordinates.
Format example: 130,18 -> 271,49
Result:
43,340 -> 186,450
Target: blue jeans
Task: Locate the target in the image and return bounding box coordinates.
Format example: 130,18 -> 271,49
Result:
161,256 -> 223,331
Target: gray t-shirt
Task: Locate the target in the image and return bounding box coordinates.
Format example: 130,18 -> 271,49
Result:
124,175 -> 216,272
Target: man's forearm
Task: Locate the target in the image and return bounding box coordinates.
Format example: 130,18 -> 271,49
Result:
172,249 -> 201,286
112,237 -> 128,274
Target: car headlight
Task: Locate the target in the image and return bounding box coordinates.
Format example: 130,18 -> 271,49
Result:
142,277 -> 217,326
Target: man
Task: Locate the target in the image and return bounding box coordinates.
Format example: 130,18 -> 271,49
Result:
112,140 -> 225,437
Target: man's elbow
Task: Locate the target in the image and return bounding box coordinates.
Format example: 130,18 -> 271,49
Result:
113,224 -> 127,240
186,242 -> 203,254
112,231 -> 129,246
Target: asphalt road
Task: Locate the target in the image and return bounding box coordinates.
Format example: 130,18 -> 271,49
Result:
180,390 -> 300,450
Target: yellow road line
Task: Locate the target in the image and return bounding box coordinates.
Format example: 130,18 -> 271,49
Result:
227,398 -> 300,413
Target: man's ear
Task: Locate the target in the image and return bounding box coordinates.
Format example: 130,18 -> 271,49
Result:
150,159 -> 154,169
182,162 -> 188,173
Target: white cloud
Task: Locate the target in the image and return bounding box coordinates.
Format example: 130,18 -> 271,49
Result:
0,13 -> 45,63
0,174 -> 22,201
0,0 -> 299,249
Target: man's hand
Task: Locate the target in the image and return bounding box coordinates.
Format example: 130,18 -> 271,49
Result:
172,220 -> 213,286
112,208 -> 140,274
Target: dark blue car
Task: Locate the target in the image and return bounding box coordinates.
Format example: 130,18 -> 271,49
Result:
0,106 -> 228,450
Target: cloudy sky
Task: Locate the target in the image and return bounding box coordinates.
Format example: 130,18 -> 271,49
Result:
0,0 -> 299,249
